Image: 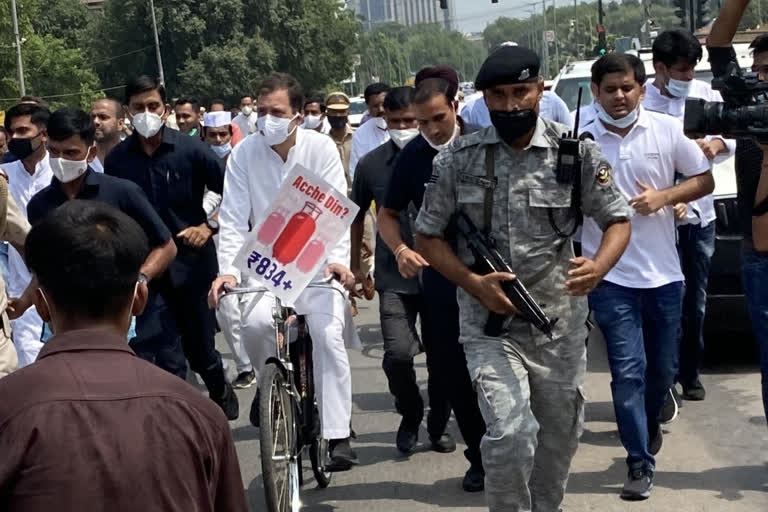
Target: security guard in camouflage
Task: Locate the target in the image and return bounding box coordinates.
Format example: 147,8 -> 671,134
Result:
414,45 -> 632,511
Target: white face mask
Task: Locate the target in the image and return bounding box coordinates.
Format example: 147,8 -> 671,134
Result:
210,142 -> 232,158
374,117 -> 387,130
596,103 -> 640,129
389,128 -> 419,149
50,156 -> 89,183
132,112 -> 164,138
425,122 -> 460,151
303,115 -> 323,130
258,114 -> 298,146
40,281 -> 139,337
241,106 -> 253,117
667,77 -> 693,98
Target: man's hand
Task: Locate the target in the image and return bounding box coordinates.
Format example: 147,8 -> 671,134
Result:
6,296 -> 32,320
566,257 -> 607,296
629,180 -> 670,215
177,224 -> 214,248
468,272 -> 520,315
673,202 -> 688,221
396,248 -> 430,279
696,138 -> 727,160
326,263 -> 356,291
208,274 -> 238,309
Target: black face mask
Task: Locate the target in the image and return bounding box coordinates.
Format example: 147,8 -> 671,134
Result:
489,109 -> 538,143
328,116 -> 348,130
8,133 -> 41,160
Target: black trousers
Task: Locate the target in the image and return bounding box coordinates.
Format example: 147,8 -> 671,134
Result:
132,278 -> 228,398
421,270 -> 486,467
379,290 -> 450,437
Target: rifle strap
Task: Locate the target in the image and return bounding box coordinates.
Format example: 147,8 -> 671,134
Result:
483,145 -> 495,236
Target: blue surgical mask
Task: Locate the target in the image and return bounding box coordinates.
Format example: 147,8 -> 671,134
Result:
596,103 -> 639,129
210,142 -> 232,158
667,78 -> 693,98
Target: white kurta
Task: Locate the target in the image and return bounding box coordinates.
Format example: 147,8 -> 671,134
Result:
349,117 -> 390,180
0,154 -> 53,367
218,127 -> 354,439
232,112 -> 258,137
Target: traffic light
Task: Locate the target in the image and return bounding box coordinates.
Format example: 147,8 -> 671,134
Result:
673,0 -> 687,28
696,0 -> 712,29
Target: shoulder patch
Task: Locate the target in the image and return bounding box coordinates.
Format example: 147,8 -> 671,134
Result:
596,164 -> 612,187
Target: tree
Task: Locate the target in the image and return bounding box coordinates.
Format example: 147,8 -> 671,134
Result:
246,0 -> 360,89
0,0 -> 101,110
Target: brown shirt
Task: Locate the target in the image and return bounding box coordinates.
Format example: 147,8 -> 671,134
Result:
0,329 -> 247,512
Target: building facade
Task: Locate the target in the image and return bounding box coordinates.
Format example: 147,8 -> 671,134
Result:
348,0 -> 456,31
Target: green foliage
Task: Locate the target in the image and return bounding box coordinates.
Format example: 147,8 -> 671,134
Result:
89,0 -> 359,103
356,23 -> 485,90
0,0 -> 101,110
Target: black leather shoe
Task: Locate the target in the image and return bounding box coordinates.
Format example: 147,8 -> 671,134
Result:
327,437 -> 358,472
396,418 -> 419,454
213,382 -> 239,421
429,433 -> 456,453
462,463 -> 485,492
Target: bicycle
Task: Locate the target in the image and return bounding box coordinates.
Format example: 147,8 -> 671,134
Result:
223,278 -> 342,512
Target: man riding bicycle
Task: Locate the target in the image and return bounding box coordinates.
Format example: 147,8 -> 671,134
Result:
209,72 -> 358,471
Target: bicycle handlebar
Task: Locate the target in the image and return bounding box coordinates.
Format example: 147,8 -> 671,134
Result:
222,275 -> 340,297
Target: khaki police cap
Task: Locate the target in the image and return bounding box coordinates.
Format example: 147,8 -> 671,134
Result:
326,92 -> 350,111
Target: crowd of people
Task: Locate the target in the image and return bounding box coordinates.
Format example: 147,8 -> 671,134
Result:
0,0 -> 766,510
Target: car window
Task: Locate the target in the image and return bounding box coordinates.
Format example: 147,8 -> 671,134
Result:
349,102 -> 367,114
555,78 -> 594,111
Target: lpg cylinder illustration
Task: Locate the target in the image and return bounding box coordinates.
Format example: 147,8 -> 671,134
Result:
273,202 -> 323,265
256,207 -> 288,245
296,237 -> 326,273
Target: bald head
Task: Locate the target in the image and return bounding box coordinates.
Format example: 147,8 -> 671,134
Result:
91,98 -> 124,144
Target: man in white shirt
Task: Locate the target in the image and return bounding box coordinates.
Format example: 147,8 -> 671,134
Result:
90,98 -> 125,173
209,73 -> 359,471
0,104 -> 53,367
349,83 -> 391,178
462,89 -> 573,128
232,95 -> 258,136
643,29 -> 733,404
581,54 -> 713,500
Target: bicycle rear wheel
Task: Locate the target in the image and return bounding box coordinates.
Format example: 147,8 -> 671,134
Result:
259,363 -> 300,512
309,436 -> 332,488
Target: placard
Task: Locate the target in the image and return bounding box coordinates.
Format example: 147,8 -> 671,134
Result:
234,164 -> 359,303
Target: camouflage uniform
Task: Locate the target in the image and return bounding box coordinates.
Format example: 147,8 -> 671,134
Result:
415,118 -> 631,511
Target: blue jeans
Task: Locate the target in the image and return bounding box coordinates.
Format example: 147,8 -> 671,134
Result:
677,223 -> 716,387
741,250 -> 768,424
589,281 -> 683,472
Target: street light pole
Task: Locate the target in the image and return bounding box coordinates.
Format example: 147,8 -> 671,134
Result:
11,0 -> 26,96
149,0 -> 165,86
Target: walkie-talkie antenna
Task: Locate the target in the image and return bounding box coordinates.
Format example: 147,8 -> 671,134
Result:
573,87 -> 583,139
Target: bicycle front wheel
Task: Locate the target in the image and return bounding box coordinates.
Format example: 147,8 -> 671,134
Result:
259,363 -> 300,512
310,437 -> 333,488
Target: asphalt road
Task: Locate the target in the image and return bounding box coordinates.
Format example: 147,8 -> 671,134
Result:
219,296 -> 768,512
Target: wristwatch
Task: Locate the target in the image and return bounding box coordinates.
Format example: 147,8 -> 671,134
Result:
138,272 -> 149,284
206,218 -> 220,234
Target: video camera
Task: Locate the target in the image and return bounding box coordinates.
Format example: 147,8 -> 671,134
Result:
684,61 -> 768,143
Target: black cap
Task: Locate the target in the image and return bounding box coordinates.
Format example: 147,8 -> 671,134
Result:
475,46 -> 541,90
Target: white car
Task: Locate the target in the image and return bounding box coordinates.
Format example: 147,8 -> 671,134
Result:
348,98 -> 368,128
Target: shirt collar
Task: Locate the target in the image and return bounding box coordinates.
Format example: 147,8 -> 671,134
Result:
37,328 -> 136,360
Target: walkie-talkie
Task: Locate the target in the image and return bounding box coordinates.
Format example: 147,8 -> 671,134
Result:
556,87 -> 584,185
550,87 -> 585,237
